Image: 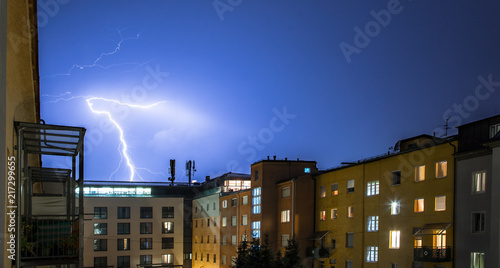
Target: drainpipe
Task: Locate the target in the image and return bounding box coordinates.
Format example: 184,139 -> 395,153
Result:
16,126 -> 26,268
448,139 -> 457,268
291,178 -> 296,238
311,174 -> 317,268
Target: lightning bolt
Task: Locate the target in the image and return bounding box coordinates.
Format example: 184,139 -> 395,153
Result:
86,97 -> 167,181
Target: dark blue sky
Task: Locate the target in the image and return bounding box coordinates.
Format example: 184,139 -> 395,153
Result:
39,0 -> 500,182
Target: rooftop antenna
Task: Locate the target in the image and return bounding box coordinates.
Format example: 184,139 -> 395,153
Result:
168,159 -> 175,186
441,117 -> 451,137
186,160 -> 196,186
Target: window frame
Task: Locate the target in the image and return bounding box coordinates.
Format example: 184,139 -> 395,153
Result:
415,165 -> 425,182
435,161 -> 448,178
472,171 -> 486,194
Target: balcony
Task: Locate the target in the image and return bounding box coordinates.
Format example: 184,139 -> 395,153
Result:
306,247 -> 330,258
414,247 -> 451,262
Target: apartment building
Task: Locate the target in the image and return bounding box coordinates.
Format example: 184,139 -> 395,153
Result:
314,135 -> 456,268
455,114 -> 500,268
82,181 -> 196,268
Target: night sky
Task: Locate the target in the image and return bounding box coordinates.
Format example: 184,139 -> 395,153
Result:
38,0 -> 500,182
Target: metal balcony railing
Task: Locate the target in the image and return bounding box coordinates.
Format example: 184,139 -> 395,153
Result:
414,246 -> 451,262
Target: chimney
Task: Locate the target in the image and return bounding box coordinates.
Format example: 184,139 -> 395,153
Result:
205,176 -> 210,182
273,155 -> 276,160
285,157 -> 288,161
267,156 -> 270,160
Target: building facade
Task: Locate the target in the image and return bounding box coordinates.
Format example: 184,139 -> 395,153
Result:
314,135 -> 456,268
455,114 -> 500,268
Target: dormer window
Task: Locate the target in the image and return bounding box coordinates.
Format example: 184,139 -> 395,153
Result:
490,123 -> 500,138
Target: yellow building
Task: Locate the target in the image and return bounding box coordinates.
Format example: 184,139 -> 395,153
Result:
314,135 -> 456,268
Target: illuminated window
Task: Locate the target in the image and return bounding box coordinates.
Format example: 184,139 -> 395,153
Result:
117,207 -> 130,219
389,230 -> 400,249
241,235 -> 247,241
162,237 -> 174,249
366,246 -> 378,262
472,212 -> 485,233
392,171 -> 401,186
222,200 -> 227,208
415,165 -> 425,182
94,239 -> 107,251
117,238 -> 130,250
252,221 -> 261,238
320,185 -> 326,198
331,183 -> 338,196
94,223 -> 107,235
347,180 -> 355,193
222,217 -> 227,227
348,206 -> 354,218
367,216 -> 378,232
414,236 -> 422,248
94,207 -> 107,219
281,210 -> 290,223
162,222 -> 174,234
281,234 -> 290,247
222,255 -> 227,265
140,222 -> 153,234
320,210 -> 326,221
242,195 -> 248,205
140,238 -> 153,250
252,187 -> 261,214
282,187 -> 291,198
490,123 -> 500,138
117,256 -> 130,268
366,181 -> 379,196
331,208 -> 337,220
242,214 -> 248,225
473,172 -> 486,193
162,254 -> 174,264
433,230 -> 446,248
436,161 -> 448,178
471,252 -> 485,268
391,201 -> 400,215
140,207 -> 153,218
117,223 -> 130,235
414,198 -> 424,213
435,196 -> 446,211
305,167 -> 311,173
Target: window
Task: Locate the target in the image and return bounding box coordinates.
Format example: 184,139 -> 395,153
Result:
242,195 -> 248,205
232,198 -> 237,207
162,254 -> 174,264
281,234 -> 290,247
305,167 -> 311,173
282,186 -> 291,198
348,206 -> 354,218
214,217 -> 217,226
222,235 -> 226,245
232,216 -> 237,226
490,123 -> 500,138
214,254 -> 217,263
391,263 -> 400,268
162,207 -> 174,218
252,221 -> 261,238
414,198 -> 424,213
222,217 -> 227,227
214,235 -> 217,243
207,219 -> 210,227
242,235 -> 247,241
346,260 -> 353,268
232,256 -> 237,266
414,236 -> 422,248
117,238 -> 130,250
140,207 -> 153,218
94,239 -> 107,251
331,208 -> 337,220
331,239 -> 336,249
201,220 -> 204,227
320,185 -> 326,198
320,210 -> 326,221
366,181 -> 379,196
436,161 -> 448,178
392,171 -> 401,186
207,203 -> 210,211
117,256 -> 130,268
117,223 -> 130,235
207,253 -> 210,262
389,230 -> 400,249
162,237 -> 174,249
252,187 -> 261,214
391,201 -> 401,215
222,255 -> 227,265
201,236 -> 203,243
94,207 -> 107,219
140,222 -> 153,234
281,210 -> 290,223
201,253 -> 203,261
346,233 -> 353,248
347,180 -> 355,193
117,207 -> 130,219
367,216 -> 378,232
94,223 -> 107,235
214,201 -> 216,210
435,196 -> 446,211
140,255 -> 152,265
242,214 -> 248,225
473,172 -> 486,193
472,212 -> 485,233
433,230 -> 446,248
140,238 -> 153,250
331,183 -> 338,196
471,252 -> 485,268
415,165 -> 425,182
366,246 -> 378,262
222,200 -> 227,208
94,257 -> 107,267
254,170 -> 259,181
231,235 -> 237,246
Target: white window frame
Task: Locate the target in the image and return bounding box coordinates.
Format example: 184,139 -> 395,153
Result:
331,208 -> 337,220
391,201 -> 401,215
435,195 -> 446,211
435,161 -> 448,178
472,171 -> 486,193
366,246 -> 378,263
366,181 -> 379,196
415,165 -> 425,182
367,216 -> 378,232
281,210 -> 290,223
389,230 -> 400,249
